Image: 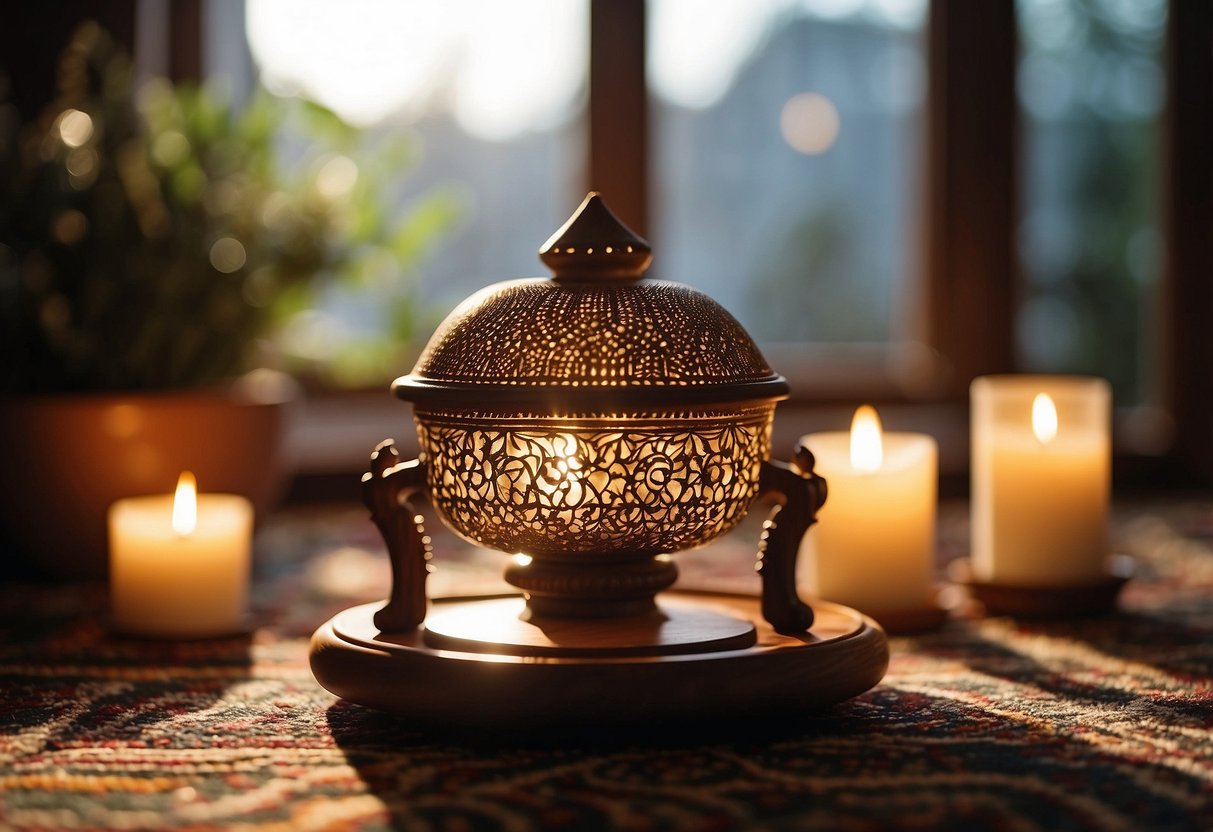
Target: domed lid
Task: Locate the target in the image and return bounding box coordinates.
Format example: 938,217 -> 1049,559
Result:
393,193 -> 788,411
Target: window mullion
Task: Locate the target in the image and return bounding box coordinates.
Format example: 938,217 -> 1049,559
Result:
588,0 -> 648,237
923,0 -> 1018,398
1160,0 -> 1213,484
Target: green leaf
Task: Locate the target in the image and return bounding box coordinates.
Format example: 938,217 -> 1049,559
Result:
388,186 -> 467,265
299,98 -> 357,145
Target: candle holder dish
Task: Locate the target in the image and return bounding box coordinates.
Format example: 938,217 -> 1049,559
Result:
107,612 -> 256,640
309,194 -> 888,728
947,555 -> 1135,618
859,595 -> 951,635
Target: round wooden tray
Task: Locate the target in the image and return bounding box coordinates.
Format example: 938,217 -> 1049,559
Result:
310,591 -> 888,729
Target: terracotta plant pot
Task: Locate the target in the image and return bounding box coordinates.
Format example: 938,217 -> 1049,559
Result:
0,374 -> 295,580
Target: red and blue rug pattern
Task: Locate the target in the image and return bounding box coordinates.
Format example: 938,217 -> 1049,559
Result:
2,502 -> 1211,830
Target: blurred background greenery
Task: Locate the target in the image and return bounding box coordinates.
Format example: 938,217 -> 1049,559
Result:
0,23 -> 461,394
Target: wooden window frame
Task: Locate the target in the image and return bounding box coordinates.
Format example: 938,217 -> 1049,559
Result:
1159,0 -> 1213,486
589,0 -> 1212,487
10,1 -> 1206,488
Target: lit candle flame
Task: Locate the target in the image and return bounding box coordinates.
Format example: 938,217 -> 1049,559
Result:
1032,393 -> 1058,444
850,405 -> 883,473
172,471 -> 197,536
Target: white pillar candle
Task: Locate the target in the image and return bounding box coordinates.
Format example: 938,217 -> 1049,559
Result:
109,472 -> 253,638
799,406 -> 937,613
971,375 -> 1110,585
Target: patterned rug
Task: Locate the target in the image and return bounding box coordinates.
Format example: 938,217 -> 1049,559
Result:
2,500 -> 1211,830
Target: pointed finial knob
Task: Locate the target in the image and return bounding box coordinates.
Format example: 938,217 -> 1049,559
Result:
539,192 -> 652,281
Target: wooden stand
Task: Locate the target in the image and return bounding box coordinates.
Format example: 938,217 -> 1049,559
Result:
310,592 -> 888,727
948,556 -> 1134,618
308,440 -> 888,726
313,200 -> 901,727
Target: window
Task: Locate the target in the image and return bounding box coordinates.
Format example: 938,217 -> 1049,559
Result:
1016,0 -> 1166,407
239,0 -> 588,383
19,0 -> 1205,484
648,0 -> 927,354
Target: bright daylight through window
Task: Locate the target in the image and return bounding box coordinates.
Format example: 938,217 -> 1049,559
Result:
1016,0 -> 1165,406
649,0 -> 926,350
244,0 -> 587,385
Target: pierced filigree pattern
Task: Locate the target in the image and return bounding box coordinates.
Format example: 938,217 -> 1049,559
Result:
417,410 -> 774,557
412,279 -> 777,388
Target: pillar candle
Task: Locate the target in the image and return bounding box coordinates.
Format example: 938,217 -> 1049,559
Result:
799,406 -> 937,613
971,375 -> 1110,585
109,472 -> 252,638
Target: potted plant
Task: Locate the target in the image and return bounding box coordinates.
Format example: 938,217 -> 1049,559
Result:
0,24 -> 457,579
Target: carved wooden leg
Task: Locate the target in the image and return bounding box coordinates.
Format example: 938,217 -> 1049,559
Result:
757,445 -> 828,635
362,440 -> 431,632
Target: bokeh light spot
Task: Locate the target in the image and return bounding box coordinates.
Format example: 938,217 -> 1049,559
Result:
51,210 -> 89,246
65,148 -> 99,182
56,109 -> 94,147
315,154 -> 359,199
780,92 -> 840,155
39,294 -> 71,332
152,130 -> 191,167
209,237 -> 248,273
